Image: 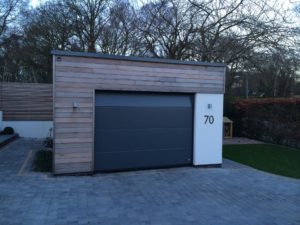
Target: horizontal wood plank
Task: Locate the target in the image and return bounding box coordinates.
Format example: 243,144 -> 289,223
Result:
56,127 -> 93,133
55,132 -> 93,138
60,56 -> 226,72
55,122 -> 93,129
55,73 -> 223,85
55,117 -> 93,123
55,153 -> 92,164
54,162 -> 92,174
57,61 -> 224,76
55,142 -> 93,150
55,137 -> 93,144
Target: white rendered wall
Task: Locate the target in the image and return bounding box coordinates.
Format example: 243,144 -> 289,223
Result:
2,121 -> 53,138
193,93 -> 224,165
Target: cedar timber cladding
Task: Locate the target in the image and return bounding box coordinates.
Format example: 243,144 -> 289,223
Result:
0,82 -> 52,121
52,50 -> 226,174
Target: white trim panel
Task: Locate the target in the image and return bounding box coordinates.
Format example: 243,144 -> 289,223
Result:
193,93 -> 223,165
2,121 -> 53,138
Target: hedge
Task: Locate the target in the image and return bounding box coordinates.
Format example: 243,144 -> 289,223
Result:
232,97 -> 300,148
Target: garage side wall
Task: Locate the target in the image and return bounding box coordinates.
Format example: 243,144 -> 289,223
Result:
53,55 -> 225,174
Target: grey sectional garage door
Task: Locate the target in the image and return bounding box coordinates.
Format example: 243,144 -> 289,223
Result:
94,91 -> 193,171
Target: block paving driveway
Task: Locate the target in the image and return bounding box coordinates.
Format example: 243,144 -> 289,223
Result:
0,138 -> 299,225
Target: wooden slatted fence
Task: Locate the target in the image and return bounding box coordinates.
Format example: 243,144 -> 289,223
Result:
0,82 -> 53,121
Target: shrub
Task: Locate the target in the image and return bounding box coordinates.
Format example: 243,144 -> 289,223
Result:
33,150 -> 52,172
223,95 -> 235,117
2,127 -> 14,135
232,97 -> 300,148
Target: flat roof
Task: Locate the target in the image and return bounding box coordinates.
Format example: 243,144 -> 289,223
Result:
51,50 -> 226,68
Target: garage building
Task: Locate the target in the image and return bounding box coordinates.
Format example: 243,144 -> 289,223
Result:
51,50 -> 226,174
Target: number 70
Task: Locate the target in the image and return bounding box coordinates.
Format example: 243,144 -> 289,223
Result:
204,115 -> 214,124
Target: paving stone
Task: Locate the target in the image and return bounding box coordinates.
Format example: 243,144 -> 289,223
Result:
0,138 -> 299,225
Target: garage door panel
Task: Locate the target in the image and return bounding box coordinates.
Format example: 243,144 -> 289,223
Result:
95,107 -> 193,129
95,128 -> 192,152
95,92 -> 192,107
95,149 -> 192,171
95,91 -> 193,171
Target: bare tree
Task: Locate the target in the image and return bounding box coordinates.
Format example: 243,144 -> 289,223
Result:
136,0 -> 197,59
244,47 -> 299,97
0,1 -> 75,83
99,0 -> 139,55
0,0 -> 26,40
20,1 -> 76,82
66,0 -> 110,52
189,0 -> 292,63
24,1 -> 75,51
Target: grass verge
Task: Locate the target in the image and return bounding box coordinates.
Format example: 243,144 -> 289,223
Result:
223,144 -> 300,179
33,150 -> 52,172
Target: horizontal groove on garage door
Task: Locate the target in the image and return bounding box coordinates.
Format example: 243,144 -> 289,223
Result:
95,108 -> 192,129
96,147 -> 189,153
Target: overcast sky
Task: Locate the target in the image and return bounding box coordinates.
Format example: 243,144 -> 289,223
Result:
30,0 -> 41,7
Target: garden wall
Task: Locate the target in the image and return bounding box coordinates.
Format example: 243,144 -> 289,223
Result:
232,98 -> 300,149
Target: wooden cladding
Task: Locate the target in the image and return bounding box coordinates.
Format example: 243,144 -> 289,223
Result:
0,82 -> 53,121
55,56 -> 226,94
53,52 -> 226,174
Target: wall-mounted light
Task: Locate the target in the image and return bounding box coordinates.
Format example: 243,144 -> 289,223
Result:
73,101 -> 79,109
207,104 -> 212,109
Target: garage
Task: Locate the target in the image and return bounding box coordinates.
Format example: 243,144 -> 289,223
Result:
51,50 -> 226,175
94,91 -> 193,171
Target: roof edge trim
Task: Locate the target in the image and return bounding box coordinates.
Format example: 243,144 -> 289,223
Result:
51,50 -> 226,68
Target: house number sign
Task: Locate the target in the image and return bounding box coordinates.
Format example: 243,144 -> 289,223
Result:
204,115 -> 214,124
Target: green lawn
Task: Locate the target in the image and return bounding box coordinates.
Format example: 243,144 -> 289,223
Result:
223,144 -> 300,179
